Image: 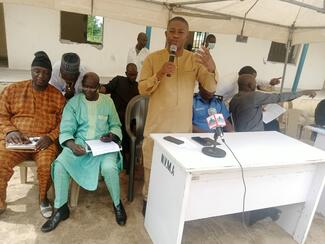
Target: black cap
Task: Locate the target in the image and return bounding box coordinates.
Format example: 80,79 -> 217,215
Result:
31,51 -> 52,71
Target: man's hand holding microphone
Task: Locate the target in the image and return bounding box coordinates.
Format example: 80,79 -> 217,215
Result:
157,44 -> 177,80
157,44 -> 216,80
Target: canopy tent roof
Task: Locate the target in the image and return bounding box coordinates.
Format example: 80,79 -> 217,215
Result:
2,0 -> 325,44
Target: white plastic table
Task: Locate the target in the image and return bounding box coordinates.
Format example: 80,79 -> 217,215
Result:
144,131 -> 325,244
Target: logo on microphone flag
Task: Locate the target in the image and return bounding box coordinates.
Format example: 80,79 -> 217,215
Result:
215,113 -> 226,127
206,115 -> 218,129
206,113 -> 226,129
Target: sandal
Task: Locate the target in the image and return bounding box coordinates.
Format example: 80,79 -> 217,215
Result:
40,201 -> 53,219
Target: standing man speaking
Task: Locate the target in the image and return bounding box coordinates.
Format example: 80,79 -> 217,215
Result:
138,16 -> 218,215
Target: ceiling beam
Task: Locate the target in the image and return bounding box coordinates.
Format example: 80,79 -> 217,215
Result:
172,10 -> 230,20
280,0 -> 325,13
137,0 -> 325,30
169,0 -> 232,5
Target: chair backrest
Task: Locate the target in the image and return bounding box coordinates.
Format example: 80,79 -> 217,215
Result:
125,95 -> 149,142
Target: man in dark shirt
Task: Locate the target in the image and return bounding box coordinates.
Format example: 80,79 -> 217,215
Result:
230,74 -> 316,132
100,63 -> 139,172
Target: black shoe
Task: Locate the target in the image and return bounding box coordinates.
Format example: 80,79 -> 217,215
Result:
41,203 -> 70,233
142,200 -> 147,217
113,201 -> 127,226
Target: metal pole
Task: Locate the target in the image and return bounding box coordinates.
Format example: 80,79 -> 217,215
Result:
280,25 -> 294,94
291,43 -> 309,92
280,0 -> 325,13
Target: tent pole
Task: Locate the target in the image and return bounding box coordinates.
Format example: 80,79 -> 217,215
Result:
291,43 -> 309,92
280,25 -> 294,94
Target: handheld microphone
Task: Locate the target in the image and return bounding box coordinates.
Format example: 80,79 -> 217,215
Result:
167,44 -> 177,77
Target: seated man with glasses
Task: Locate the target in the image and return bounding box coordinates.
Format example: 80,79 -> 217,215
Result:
49,52 -> 88,99
41,72 -> 127,232
0,51 -> 65,218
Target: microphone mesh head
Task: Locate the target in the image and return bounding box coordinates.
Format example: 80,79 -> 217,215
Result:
170,44 -> 177,53
208,107 -> 217,116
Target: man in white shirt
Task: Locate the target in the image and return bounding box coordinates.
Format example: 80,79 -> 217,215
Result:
49,53 -> 87,99
127,32 -> 149,77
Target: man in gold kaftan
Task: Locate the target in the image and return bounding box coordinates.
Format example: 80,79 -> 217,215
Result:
138,16 -> 218,215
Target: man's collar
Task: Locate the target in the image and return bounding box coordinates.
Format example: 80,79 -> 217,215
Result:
197,93 -> 211,104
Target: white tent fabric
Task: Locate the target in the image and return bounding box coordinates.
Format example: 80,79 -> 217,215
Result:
2,0 -> 325,44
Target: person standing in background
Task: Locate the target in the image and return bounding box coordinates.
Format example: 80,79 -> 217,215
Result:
100,63 -> 139,173
204,34 -> 216,50
127,32 -> 149,77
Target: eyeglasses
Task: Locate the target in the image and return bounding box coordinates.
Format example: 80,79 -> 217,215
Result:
82,86 -> 98,92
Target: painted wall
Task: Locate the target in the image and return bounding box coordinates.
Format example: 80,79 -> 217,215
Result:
3,3 -> 325,90
0,3 -> 7,58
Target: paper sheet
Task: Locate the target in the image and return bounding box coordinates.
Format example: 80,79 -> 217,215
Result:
85,140 -> 121,156
263,104 -> 286,124
6,137 -> 40,151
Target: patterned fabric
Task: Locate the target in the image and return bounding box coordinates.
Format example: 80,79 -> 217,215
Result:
0,80 -> 65,202
0,143 -> 58,202
60,53 -> 80,74
0,80 -> 65,141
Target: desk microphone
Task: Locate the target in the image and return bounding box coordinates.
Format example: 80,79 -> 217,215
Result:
208,108 -> 225,142
167,44 -> 177,77
207,109 -> 247,225
202,108 -> 226,158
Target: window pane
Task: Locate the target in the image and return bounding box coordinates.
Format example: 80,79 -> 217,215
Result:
87,16 -> 104,44
60,11 -> 87,43
267,41 -> 300,64
192,31 -> 207,50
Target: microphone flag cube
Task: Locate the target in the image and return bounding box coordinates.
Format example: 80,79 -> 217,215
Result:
206,114 -> 218,129
215,113 -> 226,127
206,113 -> 226,129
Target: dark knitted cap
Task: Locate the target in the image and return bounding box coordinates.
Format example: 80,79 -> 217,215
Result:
31,51 -> 52,71
60,53 -> 80,74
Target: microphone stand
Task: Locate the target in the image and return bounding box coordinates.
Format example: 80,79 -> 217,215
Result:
201,128 -> 226,158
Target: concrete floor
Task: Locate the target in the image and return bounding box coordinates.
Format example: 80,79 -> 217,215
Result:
1,167 -> 325,244
1,68 -> 325,243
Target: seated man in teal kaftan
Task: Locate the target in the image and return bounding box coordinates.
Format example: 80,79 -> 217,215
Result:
41,72 -> 127,232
